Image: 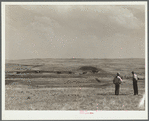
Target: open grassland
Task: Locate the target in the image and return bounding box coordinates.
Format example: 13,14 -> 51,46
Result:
5,58 -> 145,110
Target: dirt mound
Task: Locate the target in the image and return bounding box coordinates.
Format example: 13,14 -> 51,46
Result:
79,66 -> 113,75
79,66 -> 98,71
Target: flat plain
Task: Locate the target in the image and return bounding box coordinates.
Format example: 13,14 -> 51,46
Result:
5,58 -> 145,110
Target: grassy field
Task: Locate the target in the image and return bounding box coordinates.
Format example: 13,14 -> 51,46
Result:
5,58 -> 145,110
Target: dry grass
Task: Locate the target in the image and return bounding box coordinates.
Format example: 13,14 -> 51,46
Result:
5,58 -> 145,110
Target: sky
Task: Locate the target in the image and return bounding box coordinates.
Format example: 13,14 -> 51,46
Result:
5,5 -> 145,60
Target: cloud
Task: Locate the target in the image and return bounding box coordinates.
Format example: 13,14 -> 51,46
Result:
20,5 -> 144,34
29,21 -> 54,34
34,16 -> 61,28
110,13 -> 141,29
76,6 -> 143,29
109,6 -> 143,29
5,5 -> 145,59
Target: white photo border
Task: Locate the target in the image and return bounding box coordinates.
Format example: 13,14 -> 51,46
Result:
2,1 -> 148,120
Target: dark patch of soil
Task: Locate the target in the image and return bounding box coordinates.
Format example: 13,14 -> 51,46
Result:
79,66 -> 98,71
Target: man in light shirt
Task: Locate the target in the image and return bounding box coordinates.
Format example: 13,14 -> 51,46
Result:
113,73 -> 123,95
132,71 -> 138,95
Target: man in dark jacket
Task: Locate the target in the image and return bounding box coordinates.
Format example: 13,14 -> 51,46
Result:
132,71 -> 138,95
113,73 -> 123,95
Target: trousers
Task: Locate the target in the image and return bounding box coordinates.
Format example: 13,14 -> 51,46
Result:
115,84 -> 120,95
133,81 -> 138,95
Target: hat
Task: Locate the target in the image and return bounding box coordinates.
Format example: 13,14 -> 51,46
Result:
117,72 -> 120,76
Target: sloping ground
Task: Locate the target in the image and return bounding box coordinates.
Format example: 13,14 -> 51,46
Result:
5,79 -> 145,110
5,77 -> 113,89
5,58 -> 145,89
5,63 -> 114,79
6,58 -> 145,76
79,66 -> 99,71
5,58 -> 145,110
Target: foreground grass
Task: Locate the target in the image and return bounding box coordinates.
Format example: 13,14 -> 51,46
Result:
5,83 -> 145,110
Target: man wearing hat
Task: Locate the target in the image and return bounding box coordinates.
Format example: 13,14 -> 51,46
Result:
113,73 -> 123,95
132,71 -> 138,95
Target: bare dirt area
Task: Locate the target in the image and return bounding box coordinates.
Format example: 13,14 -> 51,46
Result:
5,58 -> 145,110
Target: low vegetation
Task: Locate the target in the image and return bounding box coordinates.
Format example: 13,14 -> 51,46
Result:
5,58 -> 145,110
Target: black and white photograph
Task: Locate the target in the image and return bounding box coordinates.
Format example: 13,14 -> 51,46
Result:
2,2 -> 148,120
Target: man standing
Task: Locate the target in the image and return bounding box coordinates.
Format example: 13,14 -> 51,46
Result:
132,71 -> 138,95
113,73 -> 123,95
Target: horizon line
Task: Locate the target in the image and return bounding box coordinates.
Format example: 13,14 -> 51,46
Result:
5,57 -> 145,61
